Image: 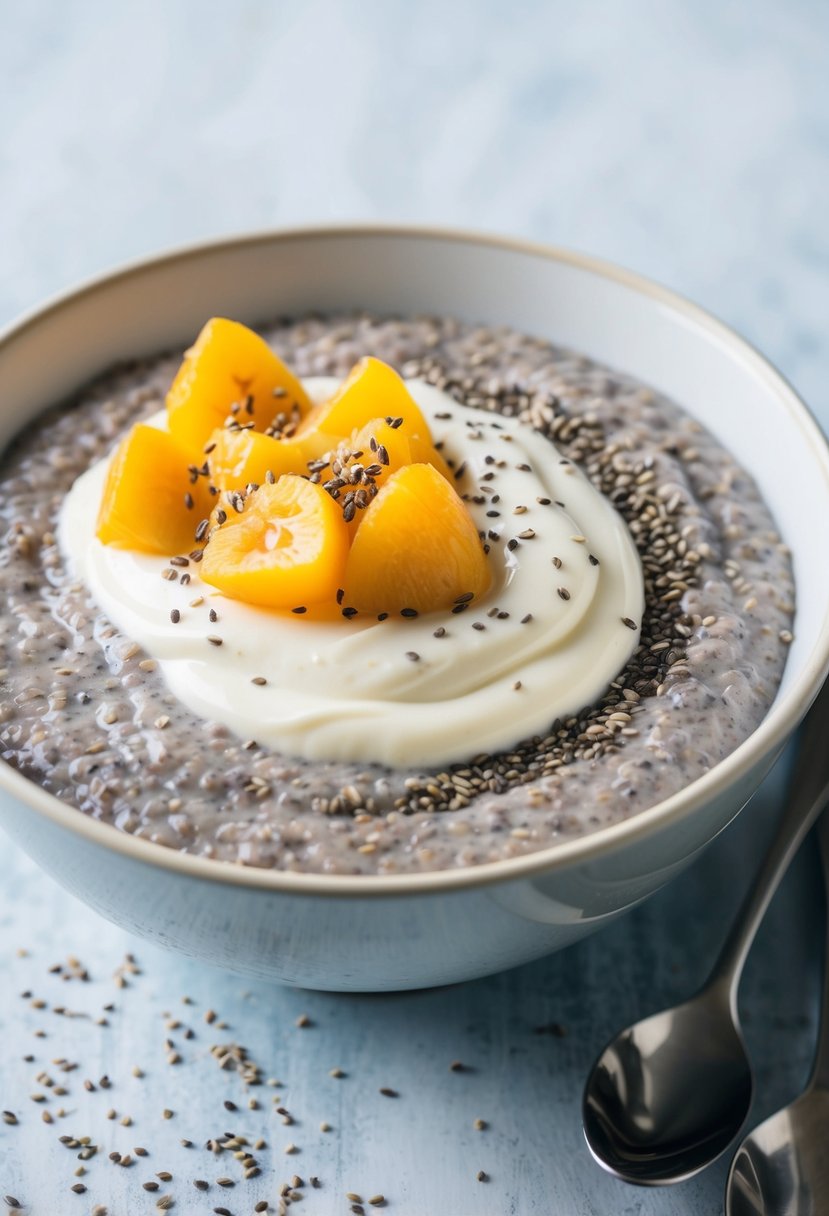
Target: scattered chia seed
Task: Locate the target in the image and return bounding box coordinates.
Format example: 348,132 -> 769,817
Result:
534,1020 -> 568,1037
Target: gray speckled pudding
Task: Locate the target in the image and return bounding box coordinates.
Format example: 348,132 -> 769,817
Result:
0,314 -> 794,874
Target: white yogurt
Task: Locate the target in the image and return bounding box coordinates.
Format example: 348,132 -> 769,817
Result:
59,378 -> 644,767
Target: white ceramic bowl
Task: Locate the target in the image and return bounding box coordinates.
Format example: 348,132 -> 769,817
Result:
1,226 -> 828,991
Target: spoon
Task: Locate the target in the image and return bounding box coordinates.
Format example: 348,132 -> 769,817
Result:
582,680 -> 829,1186
724,810 -> 829,1215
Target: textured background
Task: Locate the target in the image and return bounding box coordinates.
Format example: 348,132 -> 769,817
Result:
1,2 -> 828,1212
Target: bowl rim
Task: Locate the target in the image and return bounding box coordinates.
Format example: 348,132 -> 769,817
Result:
2,221 -> 829,899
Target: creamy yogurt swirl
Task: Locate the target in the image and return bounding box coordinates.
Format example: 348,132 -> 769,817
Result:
60,378 -> 644,767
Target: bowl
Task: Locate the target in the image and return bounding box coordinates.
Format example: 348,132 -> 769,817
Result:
1,225 -> 828,992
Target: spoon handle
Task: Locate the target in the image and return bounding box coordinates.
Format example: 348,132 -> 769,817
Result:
810,812 -> 829,1089
708,680 -> 829,1006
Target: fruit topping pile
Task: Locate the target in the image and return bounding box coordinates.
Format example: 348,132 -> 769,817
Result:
96,318 -> 491,617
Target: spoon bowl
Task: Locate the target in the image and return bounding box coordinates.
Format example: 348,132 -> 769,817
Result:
726,1088 -> 829,1215
725,807 -> 829,1216
583,989 -> 752,1185
583,682 -> 829,1187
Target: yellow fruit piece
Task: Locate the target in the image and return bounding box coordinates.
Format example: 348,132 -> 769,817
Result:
207,426 -> 335,492
295,357 -> 431,443
167,318 -> 312,457
408,431 -> 454,483
96,423 -> 211,555
328,417 -> 453,540
201,475 -> 349,610
342,463 -> 491,615
350,417 -> 452,488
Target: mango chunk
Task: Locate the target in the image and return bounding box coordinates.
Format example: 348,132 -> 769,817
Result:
201,475 -> 349,609
327,417 -> 453,540
342,463 -> 491,615
207,426 -> 335,492
167,318 -> 312,457
408,432 -> 454,483
295,357 -> 431,443
96,423 -> 211,555
349,417 -> 452,489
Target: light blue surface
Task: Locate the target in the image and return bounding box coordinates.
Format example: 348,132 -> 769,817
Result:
1,2 -> 828,1211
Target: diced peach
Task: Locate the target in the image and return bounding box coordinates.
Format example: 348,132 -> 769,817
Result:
96,424 -> 212,555
349,417 -> 453,489
408,431 -> 454,483
349,419 -> 413,493
207,426 -> 335,492
342,463 -> 491,615
166,318 -> 312,457
200,475 -> 349,609
294,357 -> 431,443
321,417 -> 453,541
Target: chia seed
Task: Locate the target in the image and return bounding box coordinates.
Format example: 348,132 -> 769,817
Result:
0,312 -> 794,876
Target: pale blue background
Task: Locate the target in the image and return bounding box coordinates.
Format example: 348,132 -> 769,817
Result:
1,2 -> 828,1212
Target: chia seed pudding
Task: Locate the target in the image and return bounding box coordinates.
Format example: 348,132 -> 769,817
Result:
0,314 -> 794,874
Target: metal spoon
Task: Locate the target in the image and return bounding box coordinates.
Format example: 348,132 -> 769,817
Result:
582,680 -> 829,1186
724,810 -> 829,1216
